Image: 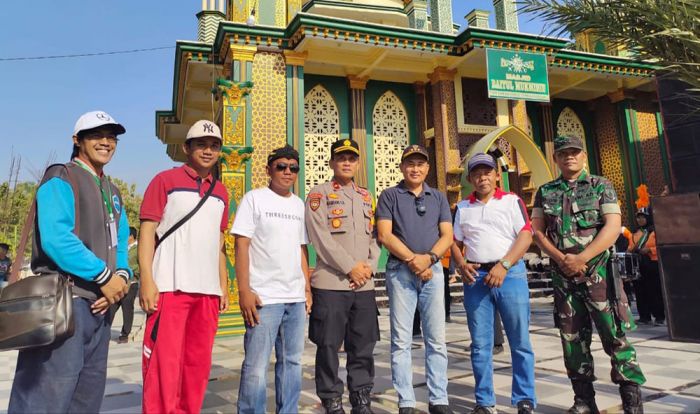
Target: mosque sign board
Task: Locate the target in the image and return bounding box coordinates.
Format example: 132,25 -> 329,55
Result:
486,48 -> 550,102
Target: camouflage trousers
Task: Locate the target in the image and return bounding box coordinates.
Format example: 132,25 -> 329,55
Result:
552,272 -> 646,385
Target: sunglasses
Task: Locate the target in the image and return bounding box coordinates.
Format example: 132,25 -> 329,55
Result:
274,162 -> 300,173
415,196 -> 426,216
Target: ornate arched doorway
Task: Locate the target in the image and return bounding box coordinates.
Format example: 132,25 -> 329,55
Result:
460,125 -> 553,202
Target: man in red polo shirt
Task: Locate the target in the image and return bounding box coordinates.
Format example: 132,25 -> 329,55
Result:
139,120 -> 230,414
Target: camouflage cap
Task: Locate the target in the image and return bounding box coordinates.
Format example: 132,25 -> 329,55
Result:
554,135 -> 585,152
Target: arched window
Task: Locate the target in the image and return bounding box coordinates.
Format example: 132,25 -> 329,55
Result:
556,107 -> 589,167
372,91 -> 409,195
304,85 -> 340,194
556,107 -> 587,149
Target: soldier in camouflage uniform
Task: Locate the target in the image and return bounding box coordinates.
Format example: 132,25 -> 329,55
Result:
531,136 -> 645,414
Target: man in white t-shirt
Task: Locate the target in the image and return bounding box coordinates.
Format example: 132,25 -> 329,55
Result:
232,145 -> 311,414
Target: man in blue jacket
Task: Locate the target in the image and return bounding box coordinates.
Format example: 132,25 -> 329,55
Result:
9,111 -> 131,413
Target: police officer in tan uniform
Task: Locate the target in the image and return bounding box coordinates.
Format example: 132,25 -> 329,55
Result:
306,138 -> 381,414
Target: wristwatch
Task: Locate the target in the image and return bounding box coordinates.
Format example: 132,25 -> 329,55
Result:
499,259 -> 512,270
428,252 -> 439,265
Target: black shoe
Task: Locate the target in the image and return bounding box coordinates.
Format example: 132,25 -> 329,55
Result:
654,319 -> 665,326
619,382 -> 643,414
635,318 -> 651,325
350,387 -> 373,414
399,408 -> 417,414
517,400 -> 534,414
117,335 -> 129,344
322,397 -> 345,414
568,380 -> 599,414
493,344 -> 504,355
429,404 -> 453,414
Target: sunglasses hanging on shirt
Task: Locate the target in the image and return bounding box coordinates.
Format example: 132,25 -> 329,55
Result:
415,196 -> 426,216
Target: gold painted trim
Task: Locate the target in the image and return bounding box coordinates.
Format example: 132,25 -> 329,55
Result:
230,44 -> 257,62
424,128 -> 435,139
458,124 -> 499,135
284,50 -> 308,67
429,66 -> 457,83
347,75 -> 369,90
460,125 -> 554,196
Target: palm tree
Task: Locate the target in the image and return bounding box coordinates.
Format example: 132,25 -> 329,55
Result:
519,0 -> 700,91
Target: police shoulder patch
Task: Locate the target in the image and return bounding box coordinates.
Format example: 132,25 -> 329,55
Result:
308,193 -> 323,211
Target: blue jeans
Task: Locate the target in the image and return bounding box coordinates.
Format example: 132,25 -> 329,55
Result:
386,259 -> 448,408
9,297 -> 111,413
463,260 -> 536,407
237,302 -> 306,414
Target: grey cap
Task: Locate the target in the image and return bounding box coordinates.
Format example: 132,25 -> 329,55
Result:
467,152 -> 497,172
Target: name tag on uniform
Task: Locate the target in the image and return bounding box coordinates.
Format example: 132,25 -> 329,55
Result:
108,219 -> 118,248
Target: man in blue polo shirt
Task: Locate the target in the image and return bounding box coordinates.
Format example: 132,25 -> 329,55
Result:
376,144 -> 454,414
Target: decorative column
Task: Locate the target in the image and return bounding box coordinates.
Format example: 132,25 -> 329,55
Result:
429,67 -> 461,203
197,0 -> 226,44
429,0 -> 453,34
493,0 -> 519,32
287,0 -> 302,23
609,89 -> 642,224
348,75 -> 370,188
216,44 -> 256,336
404,0 -> 428,31
539,102 -> 558,175
493,0 -> 529,133
285,50 -> 308,195
414,82 -> 428,147
466,9 -> 490,29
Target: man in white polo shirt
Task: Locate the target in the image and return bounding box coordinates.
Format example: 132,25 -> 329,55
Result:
451,153 -> 536,414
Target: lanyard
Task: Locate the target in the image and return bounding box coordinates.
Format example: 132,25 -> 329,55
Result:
73,158 -> 114,219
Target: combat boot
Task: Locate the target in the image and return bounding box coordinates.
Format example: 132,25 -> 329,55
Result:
567,380 -> 600,414
349,387 -> 373,414
619,382 -> 644,414
322,396 -> 345,414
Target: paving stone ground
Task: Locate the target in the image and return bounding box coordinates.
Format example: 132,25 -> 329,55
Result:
2,298 -> 699,413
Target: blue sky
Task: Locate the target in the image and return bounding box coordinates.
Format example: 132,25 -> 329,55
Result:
0,1 -> 546,192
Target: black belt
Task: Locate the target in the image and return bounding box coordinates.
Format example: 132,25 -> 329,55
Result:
468,261 -> 498,272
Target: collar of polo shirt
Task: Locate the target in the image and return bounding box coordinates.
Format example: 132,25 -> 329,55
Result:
467,187 -> 506,203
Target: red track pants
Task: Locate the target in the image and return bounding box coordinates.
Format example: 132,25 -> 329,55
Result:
142,291 -> 219,414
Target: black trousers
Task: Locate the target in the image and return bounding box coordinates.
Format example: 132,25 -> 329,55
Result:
633,257 -> 665,321
309,288 -> 380,399
108,282 -> 139,336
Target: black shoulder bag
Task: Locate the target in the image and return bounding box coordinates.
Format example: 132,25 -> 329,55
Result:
0,164 -> 77,351
155,180 -> 217,249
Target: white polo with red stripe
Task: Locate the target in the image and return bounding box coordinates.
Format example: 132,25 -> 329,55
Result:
453,188 -> 531,264
140,165 -> 229,296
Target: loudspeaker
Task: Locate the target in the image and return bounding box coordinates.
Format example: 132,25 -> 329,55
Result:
658,245 -> 700,342
652,194 -> 700,245
656,76 -> 700,193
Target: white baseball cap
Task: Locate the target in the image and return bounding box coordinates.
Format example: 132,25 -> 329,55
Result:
186,120 -> 222,142
73,111 -> 126,136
